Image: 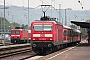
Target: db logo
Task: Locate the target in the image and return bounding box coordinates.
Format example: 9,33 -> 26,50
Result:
40,34 -> 45,37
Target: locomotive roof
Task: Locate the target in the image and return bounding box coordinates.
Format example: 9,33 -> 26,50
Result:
11,29 -> 27,31
63,25 -> 81,33
76,30 -> 81,33
33,16 -> 62,25
33,20 -> 62,25
63,25 -> 71,29
11,29 -> 23,30
74,29 -> 81,33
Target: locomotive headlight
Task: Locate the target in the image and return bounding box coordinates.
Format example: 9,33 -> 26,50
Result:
33,38 -> 35,40
33,44 -> 36,47
50,38 -> 52,40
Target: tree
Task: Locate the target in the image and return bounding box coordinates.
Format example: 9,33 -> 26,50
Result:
10,22 -> 20,28
86,19 -> 90,23
21,24 -> 29,29
24,25 -> 28,29
0,17 -> 11,29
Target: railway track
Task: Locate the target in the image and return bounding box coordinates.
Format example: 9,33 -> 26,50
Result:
0,44 -> 34,58
0,48 -> 30,58
0,42 -> 84,60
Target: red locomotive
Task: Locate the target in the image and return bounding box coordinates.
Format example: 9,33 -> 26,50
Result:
30,16 -> 81,54
30,5 -> 81,54
10,27 -> 30,44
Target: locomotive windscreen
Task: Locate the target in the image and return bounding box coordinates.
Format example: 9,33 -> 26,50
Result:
11,30 -> 20,34
33,24 -> 52,31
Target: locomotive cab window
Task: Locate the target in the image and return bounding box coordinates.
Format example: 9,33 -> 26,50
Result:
11,30 -> 15,34
11,30 -> 20,34
43,24 -> 52,31
16,30 -> 20,34
33,24 -> 43,30
33,24 -> 52,31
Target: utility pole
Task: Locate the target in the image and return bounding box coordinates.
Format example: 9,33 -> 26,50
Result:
64,8 -> 72,26
65,9 -> 67,26
51,0 -> 55,18
59,4 -> 61,23
12,15 -> 14,27
3,0 -> 5,46
27,0 -> 29,43
0,0 -> 8,45
51,0 -> 52,18
28,0 -> 29,29
1,12 -> 2,34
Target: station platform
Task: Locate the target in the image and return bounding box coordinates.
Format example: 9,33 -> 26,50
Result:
47,40 -> 90,60
37,40 -> 90,60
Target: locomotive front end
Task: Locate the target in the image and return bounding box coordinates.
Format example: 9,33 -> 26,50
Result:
31,21 -> 55,54
10,29 -> 21,44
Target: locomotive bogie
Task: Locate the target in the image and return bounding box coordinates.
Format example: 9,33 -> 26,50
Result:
11,38 -> 29,44
31,41 -> 54,54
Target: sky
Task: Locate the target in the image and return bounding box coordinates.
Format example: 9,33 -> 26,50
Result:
0,0 -> 90,10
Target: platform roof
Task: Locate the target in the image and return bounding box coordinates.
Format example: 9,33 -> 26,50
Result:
71,21 -> 90,28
